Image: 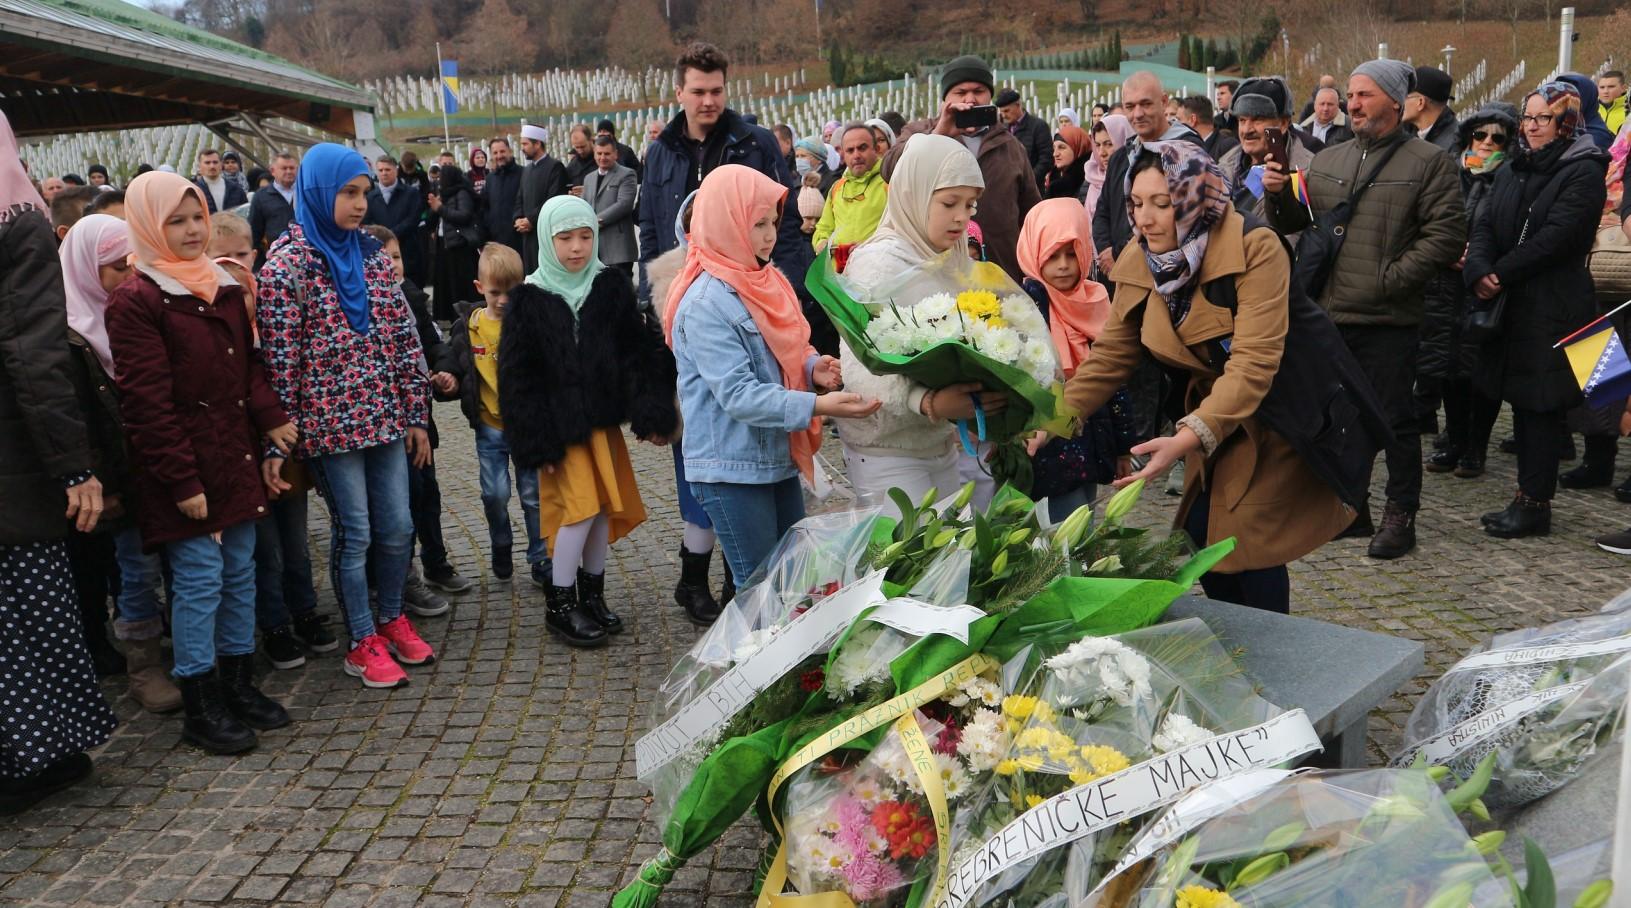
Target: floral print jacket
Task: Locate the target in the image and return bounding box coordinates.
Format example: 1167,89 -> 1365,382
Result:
257,223 -> 428,459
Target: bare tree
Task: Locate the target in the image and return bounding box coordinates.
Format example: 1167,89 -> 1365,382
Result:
453,0 -> 532,73
606,0 -> 674,100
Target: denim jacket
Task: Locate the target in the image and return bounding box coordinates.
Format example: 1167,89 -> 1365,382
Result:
672,271 -> 818,484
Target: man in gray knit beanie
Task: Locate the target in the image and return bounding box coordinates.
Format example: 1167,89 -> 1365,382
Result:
1259,55 -> 1465,561
1349,59 -> 1415,137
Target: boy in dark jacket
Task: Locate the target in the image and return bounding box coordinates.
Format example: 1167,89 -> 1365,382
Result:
447,244 -> 550,587
365,226 -> 472,610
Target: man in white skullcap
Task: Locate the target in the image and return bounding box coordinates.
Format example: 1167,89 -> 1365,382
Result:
513,123 -> 568,272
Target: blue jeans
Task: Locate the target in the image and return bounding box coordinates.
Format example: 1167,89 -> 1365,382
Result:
309,440 -> 414,642
112,526 -> 166,638
165,521 -> 258,678
690,477 -> 805,584
475,423 -> 547,566
253,492 -> 317,630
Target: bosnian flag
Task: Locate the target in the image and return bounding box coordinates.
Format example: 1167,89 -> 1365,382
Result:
1557,311 -> 1631,410
440,59 -> 460,115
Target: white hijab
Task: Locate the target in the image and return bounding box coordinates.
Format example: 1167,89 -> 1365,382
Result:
863,134 -> 984,263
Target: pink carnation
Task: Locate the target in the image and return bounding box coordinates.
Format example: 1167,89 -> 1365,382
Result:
839,851 -> 905,900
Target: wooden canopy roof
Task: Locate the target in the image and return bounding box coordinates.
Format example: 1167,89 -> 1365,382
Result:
0,0 -> 373,136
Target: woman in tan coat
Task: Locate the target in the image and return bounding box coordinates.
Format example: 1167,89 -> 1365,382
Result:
1062,141 -> 1350,613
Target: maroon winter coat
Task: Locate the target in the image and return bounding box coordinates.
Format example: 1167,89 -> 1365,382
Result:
106,267 -> 288,550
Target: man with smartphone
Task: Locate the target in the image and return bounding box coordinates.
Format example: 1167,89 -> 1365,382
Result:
1216,76 -> 1323,242
880,54 -> 1041,282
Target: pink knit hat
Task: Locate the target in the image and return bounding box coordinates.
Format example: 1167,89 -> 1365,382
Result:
797,185 -> 825,218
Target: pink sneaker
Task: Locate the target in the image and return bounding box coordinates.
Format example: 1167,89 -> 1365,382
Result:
343,635 -> 409,688
378,616 -> 436,666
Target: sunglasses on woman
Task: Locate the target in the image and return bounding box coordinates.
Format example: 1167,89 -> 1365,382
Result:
1470,130 -> 1508,145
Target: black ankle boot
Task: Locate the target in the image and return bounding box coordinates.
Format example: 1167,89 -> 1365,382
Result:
1559,437 -> 1616,488
719,564 -> 736,609
78,597 -> 126,678
217,654 -> 291,730
1616,473 -> 1631,504
1454,452 -> 1486,478
1425,448 -> 1462,473
1485,493 -> 1551,538
545,583 -> 608,648
576,570 -> 623,634
178,671 -> 257,754
0,753 -> 94,816
674,546 -> 722,625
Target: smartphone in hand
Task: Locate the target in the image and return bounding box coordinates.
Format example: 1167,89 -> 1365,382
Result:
953,105 -> 1000,130
1262,126 -> 1290,167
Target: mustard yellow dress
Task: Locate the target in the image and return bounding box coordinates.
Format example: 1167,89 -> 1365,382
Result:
536,429 -> 647,554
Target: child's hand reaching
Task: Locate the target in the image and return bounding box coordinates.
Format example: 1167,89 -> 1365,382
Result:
262,458 -> 292,499
813,392 -> 882,419
266,422 -> 298,455
812,355 -> 843,392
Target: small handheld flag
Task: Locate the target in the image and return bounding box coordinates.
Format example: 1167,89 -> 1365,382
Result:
1556,302 -> 1631,410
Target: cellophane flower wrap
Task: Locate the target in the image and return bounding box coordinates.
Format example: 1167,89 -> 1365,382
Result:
807,247 -> 1075,489
946,618 -> 1283,908
641,508 -> 884,825
783,655 -> 1034,905
1394,587 -> 1631,809
1101,768 -> 1512,908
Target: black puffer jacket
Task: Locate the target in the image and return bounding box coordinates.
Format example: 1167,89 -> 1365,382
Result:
498,269 -> 679,469
0,206 -> 93,543
1417,103 -> 1519,384
65,331 -> 134,531
1467,132 -> 1609,411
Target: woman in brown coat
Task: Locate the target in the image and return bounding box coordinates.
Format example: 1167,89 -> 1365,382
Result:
1062,142 -> 1350,613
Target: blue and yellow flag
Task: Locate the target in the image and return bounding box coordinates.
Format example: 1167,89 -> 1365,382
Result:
440,59 -> 460,115
1558,314 -> 1631,409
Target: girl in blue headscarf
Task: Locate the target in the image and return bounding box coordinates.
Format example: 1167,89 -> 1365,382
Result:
498,195 -> 679,647
257,142 -> 437,690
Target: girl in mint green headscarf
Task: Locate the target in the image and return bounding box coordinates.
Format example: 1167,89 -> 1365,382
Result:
526,195 -> 604,311
498,192 -> 679,649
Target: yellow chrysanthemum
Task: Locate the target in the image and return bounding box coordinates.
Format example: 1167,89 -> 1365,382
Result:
1047,731 -> 1077,760
994,759 -> 1020,776
1175,885 -> 1241,908
1014,726 -> 1052,751
1002,695 -> 1040,720
1025,794 -> 1045,809
1080,744 -> 1131,776
986,316 -> 1008,329
956,290 -> 1001,320
1068,766 -> 1100,786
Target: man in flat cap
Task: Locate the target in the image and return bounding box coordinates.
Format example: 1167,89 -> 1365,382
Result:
996,87 -> 1053,187
1405,65 -> 1459,153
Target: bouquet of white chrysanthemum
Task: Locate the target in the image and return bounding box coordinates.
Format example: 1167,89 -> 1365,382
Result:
867,288 -> 1059,390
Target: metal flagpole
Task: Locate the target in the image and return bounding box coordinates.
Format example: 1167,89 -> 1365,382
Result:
436,41 -> 451,151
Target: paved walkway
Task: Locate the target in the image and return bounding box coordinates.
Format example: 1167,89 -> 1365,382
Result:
1,402 -> 1627,907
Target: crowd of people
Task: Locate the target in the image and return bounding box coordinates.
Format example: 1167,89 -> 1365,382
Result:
3,41 -> 1630,813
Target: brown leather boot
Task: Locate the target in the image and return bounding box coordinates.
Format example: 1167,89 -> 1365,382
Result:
123,637 -> 181,713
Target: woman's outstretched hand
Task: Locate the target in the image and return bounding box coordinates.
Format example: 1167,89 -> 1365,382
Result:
1115,426 -> 1202,488
813,392 -> 882,419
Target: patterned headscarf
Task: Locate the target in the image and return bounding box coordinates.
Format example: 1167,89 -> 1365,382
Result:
1125,140 -> 1230,325
1522,82 -> 1585,151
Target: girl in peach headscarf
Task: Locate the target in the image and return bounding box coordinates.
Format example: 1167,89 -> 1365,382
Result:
106,171 -> 295,755
1017,199 -> 1135,521
665,164 -> 878,581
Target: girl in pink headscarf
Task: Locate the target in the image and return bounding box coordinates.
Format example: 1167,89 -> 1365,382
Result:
1082,113 -> 1134,265
60,214 -> 179,716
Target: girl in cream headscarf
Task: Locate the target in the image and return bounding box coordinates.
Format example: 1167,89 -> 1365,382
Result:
837,135 -> 1011,516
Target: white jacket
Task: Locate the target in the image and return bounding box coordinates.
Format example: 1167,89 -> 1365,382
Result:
835,235 -> 957,458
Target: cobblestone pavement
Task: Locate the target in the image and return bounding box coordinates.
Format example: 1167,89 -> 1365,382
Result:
2,402 -> 1627,907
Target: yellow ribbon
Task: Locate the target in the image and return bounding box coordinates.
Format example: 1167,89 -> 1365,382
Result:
756,653 -> 999,908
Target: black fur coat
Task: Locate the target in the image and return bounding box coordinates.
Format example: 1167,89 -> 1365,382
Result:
498,268 -> 678,468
